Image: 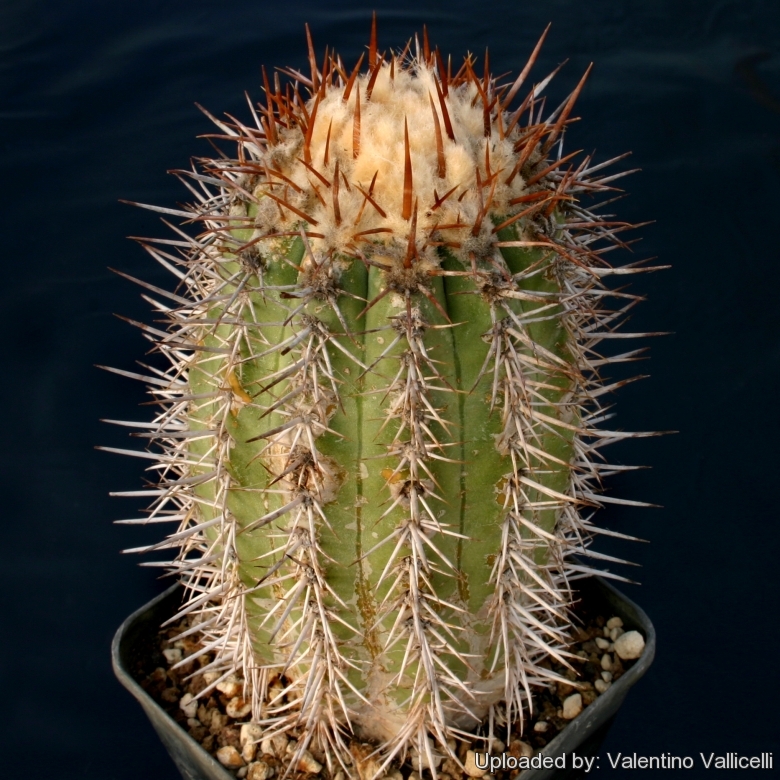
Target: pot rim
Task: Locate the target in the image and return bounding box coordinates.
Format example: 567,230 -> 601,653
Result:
113,575 -> 655,780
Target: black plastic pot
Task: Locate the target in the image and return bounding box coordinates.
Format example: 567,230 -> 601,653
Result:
113,576 -> 655,780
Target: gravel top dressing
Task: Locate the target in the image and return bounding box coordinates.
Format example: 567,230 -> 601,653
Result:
133,596 -> 644,780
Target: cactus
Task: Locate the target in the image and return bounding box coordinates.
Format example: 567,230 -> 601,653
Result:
108,18 -> 656,777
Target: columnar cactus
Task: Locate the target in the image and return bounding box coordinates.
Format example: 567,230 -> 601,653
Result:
109,18 -> 655,777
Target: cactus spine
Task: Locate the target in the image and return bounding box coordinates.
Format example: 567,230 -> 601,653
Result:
110,19 -> 655,777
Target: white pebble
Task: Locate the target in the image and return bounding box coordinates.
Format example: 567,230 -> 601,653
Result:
216,746 -> 245,769
261,733 -> 288,757
601,653 -> 613,671
163,648 -> 182,664
464,750 -> 486,778
227,696 -> 252,719
247,761 -> 274,780
411,748 -> 442,771
217,677 -> 242,697
594,679 -> 611,694
237,768 -> 248,779
601,671 -> 613,682
595,637 -> 610,650
296,750 -> 323,775
242,741 -> 257,763
614,630 -> 645,660
533,721 -> 549,733
240,723 -> 264,747
210,710 -> 227,732
179,693 -> 198,719
610,627 -> 624,641
186,717 -> 201,729
353,751 -> 385,779
284,741 -> 323,774
268,683 -> 284,702
562,693 -> 583,720
203,671 -> 221,685
606,617 -> 623,629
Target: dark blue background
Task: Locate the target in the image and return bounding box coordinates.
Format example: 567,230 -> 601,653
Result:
3,1 -> 779,777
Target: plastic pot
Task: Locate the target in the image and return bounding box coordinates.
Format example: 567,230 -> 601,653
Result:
113,576 -> 655,780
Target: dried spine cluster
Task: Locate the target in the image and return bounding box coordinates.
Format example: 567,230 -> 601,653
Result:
107,18 -> 658,778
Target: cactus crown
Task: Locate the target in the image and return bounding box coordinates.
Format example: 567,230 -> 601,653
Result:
109,17 -> 656,778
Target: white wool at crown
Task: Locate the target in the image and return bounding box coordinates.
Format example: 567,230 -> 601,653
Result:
254,62 -> 529,254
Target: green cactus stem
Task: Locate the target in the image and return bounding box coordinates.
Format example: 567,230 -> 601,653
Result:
106,17 -> 660,778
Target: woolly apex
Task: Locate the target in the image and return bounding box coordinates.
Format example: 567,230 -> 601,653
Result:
203,18 -> 592,274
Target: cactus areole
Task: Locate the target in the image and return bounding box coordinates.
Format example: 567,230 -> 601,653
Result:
109,19 -> 657,778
